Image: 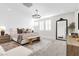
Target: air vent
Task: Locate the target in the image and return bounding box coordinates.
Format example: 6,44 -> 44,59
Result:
23,3 -> 33,8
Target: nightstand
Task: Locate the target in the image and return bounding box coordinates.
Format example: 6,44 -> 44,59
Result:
0,34 -> 11,44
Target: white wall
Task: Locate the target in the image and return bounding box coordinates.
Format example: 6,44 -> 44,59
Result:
34,12 -> 75,40
0,4 -> 34,34
52,12 -> 75,40
0,13 -> 33,33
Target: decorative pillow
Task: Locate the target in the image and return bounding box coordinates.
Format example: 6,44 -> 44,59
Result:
26,29 -> 33,33
17,28 -> 23,34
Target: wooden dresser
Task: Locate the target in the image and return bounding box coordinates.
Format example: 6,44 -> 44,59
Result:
67,36 -> 79,56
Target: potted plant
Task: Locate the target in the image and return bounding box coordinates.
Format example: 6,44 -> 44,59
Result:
68,22 -> 75,35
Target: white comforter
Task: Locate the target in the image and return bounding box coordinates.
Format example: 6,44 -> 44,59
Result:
10,33 -> 39,44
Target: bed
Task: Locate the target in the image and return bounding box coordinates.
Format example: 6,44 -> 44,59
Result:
10,32 -> 40,45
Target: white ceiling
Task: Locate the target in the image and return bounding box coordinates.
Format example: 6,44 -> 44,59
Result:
0,3 -> 79,29
0,3 -> 79,18
30,3 -> 79,18
0,3 -> 31,16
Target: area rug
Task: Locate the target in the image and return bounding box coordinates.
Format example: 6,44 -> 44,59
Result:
0,41 -> 20,52
24,38 -> 52,52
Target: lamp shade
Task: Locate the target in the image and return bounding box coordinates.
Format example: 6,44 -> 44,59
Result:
0,26 -> 6,31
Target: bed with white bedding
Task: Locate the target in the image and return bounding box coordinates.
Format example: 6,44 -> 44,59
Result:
10,33 -> 40,45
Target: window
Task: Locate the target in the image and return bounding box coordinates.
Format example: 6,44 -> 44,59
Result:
45,20 -> 51,31
39,21 -> 44,31
34,21 -> 38,27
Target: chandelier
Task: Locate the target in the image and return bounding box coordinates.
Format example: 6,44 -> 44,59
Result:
32,9 -> 41,19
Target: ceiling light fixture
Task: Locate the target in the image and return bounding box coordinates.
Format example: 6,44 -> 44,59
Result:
32,9 -> 41,19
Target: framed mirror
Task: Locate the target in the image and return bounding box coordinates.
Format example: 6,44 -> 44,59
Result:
56,18 -> 68,41
78,13 -> 79,29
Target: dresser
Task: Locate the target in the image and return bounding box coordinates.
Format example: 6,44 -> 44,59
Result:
67,36 -> 79,56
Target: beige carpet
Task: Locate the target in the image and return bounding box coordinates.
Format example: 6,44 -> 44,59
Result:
1,41 -> 20,51
0,39 -> 66,56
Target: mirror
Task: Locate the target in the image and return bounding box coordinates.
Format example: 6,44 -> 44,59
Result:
56,18 -> 68,41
